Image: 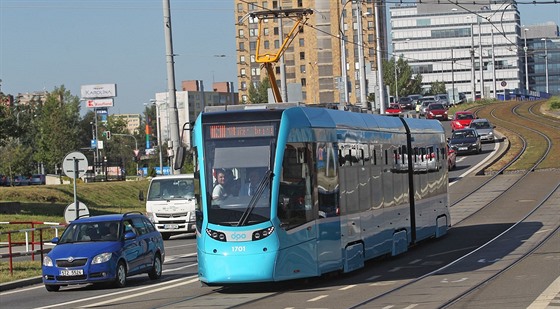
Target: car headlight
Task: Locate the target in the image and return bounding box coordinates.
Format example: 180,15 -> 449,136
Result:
488,132 -> 493,135
43,256 -> 53,267
92,252 -> 112,264
472,143 -> 478,146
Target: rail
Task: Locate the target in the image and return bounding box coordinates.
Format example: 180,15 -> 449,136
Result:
0,222 -> 66,276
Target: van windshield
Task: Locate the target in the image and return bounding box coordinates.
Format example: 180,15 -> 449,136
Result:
148,178 -> 195,201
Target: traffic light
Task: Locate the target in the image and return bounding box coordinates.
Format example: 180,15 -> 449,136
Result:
106,131 -> 111,140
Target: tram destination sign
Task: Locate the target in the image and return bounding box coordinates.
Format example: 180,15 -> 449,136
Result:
208,123 -> 275,139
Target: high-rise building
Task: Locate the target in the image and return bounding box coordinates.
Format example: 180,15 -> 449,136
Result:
234,0 -> 387,108
391,1 -> 521,101
523,22 -> 559,95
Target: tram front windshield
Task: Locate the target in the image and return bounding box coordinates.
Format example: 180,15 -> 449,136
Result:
204,137 -> 273,227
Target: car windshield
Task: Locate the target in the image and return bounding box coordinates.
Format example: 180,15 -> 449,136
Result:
59,221 -> 122,243
203,136 -> 273,226
456,114 -> 474,120
429,104 -> 445,110
471,122 -> 491,129
452,130 -> 476,139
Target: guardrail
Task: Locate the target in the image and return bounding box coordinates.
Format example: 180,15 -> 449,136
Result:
0,222 -> 66,276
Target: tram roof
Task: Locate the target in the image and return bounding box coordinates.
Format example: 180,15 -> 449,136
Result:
284,107 -> 444,134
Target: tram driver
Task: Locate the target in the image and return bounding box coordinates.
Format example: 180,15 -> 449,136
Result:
212,169 -> 229,202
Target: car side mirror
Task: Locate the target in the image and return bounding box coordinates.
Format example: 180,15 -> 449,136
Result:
51,237 -> 59,244
124,231 -> 137,240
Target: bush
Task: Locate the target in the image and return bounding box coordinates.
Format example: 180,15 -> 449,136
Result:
549,96 -> 560,110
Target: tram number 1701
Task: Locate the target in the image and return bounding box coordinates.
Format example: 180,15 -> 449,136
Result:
232,246 -> 246,252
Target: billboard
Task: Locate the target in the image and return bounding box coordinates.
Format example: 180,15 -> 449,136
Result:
81,84 -> 117,99
86,98 -> 114,108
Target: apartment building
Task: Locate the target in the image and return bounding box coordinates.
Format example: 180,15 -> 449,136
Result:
234,0 -> 387,108
391,1 -> 522,101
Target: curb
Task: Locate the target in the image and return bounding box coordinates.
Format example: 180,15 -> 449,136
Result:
0,276 -> 42,292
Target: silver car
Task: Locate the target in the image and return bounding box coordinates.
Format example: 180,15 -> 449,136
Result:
469,118 -> 496,142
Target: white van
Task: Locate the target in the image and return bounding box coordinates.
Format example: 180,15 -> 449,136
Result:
145,174 -> 196,240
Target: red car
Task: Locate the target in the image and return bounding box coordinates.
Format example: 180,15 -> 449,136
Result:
425,103 -> 448,120
385,103 -> 402,116
451,111 -> 475,131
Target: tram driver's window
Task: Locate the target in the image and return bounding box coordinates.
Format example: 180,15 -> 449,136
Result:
279,143 -> 313,229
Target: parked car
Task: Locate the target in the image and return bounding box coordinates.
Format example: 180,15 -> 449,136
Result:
448,128 -> 482,155
419,99 -> 436,116
451,111 -> 476,131
30,174 -> 46,185
408,94 -> 423,107
385,103 -> 403,116
447,143 -> 457,170
42,212 -> 165,292
458,93 -> 467,104
434,94 -> 450,107
398,96 -> 414,110
425,103 -> 449,120
469,118 -> 496,143
13,175 -> 30,186
0,175 -> 7,186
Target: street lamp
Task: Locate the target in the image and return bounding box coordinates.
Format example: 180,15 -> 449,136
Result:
541,38 -> 549,93
338,2 -> 351,105
356,1 -> 368,109
523,27 -> 529,91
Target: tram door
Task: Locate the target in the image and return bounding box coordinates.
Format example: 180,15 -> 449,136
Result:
315,143 -> 342,273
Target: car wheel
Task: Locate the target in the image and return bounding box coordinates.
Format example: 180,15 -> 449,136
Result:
45,284 -> 60,292
114,261 -> 127,288
148,254 -> 162,280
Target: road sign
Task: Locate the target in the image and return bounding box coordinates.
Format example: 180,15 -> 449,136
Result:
63,151 -> 88,179
64,202 -> 90,223
501,81 -> 507,87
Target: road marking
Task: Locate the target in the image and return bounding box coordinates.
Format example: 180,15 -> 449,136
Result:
32,275 -> 198,309
81,277 -> 200,308
527,275 -> 560,309
339,284 -> 356,290
307,295 -> 329,302
449,141 -> 499,187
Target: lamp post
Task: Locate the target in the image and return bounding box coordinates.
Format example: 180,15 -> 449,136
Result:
451,48 -> 455,105
467,17 -> 476,101
541,38 -> 549,93
339,1 -> 351,105
356,1 -> 367,108
524,27 -> 529,91
374,1 -> 385,114
478,16 -> 484,99
150,99 -> 164,175
393,41 -> 398,101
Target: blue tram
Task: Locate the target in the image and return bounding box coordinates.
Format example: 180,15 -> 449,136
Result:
185,104 -> 450,284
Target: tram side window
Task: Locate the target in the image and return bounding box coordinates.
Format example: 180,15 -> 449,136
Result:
316,143 -> 339,218
278,143 -> 315,229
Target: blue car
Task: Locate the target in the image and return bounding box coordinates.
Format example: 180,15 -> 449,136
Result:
42,212 -> 165,292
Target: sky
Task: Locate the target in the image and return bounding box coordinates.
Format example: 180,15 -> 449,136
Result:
1,0 -> 558,115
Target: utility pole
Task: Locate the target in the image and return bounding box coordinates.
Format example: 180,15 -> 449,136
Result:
162,0 -> 180,174
478,16 -> 484,99
375,2 -> 385,114
356,1 -> 367,109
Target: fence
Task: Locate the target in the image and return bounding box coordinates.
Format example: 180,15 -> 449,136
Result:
0,221 -> 66,276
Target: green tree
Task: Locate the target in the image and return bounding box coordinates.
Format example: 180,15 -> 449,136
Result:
0,138 -> 33,181
429,81 -> 446,95
247,76 -> 271,104
34,86 -> 81,174
383,56 -> 423,99
0,105 -> 17,147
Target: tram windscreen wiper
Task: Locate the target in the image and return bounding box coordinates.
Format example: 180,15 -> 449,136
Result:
237,169 -> 273,227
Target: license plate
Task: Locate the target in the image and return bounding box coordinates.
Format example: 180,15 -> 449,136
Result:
164,224 -> 179,230
60,269 -> 83,276
459,147 -> 467,150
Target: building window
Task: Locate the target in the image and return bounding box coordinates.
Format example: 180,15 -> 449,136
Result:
300,52 -> 305,60
237,3 -> 243,12
250,41 -> 257,50
299,38 -> 304,47
240,68 -> 247,76
274,40 -> 280,48
240,55 -> 246,63
251,68 -> 259,76
274,27 -> 279,35
275,67 -> 280,74
241,81 -> 247,90
238,29 -> 245,38
249,28 -> 258,37
262,1 -> 268,9
239,42 -> 245,51
264,40 -> 270,49
250,54 -> 256,62
300,65 -> 306,73
264,28 -> 269,35
297,0 -> 303,7
242,95 -> 248,103
272,1 -> 278,9
301,78 -> 307,86
249,2 -> 258,11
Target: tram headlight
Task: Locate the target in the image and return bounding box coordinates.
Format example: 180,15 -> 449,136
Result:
206,228 -> 227,242
252,226 -> 275,241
